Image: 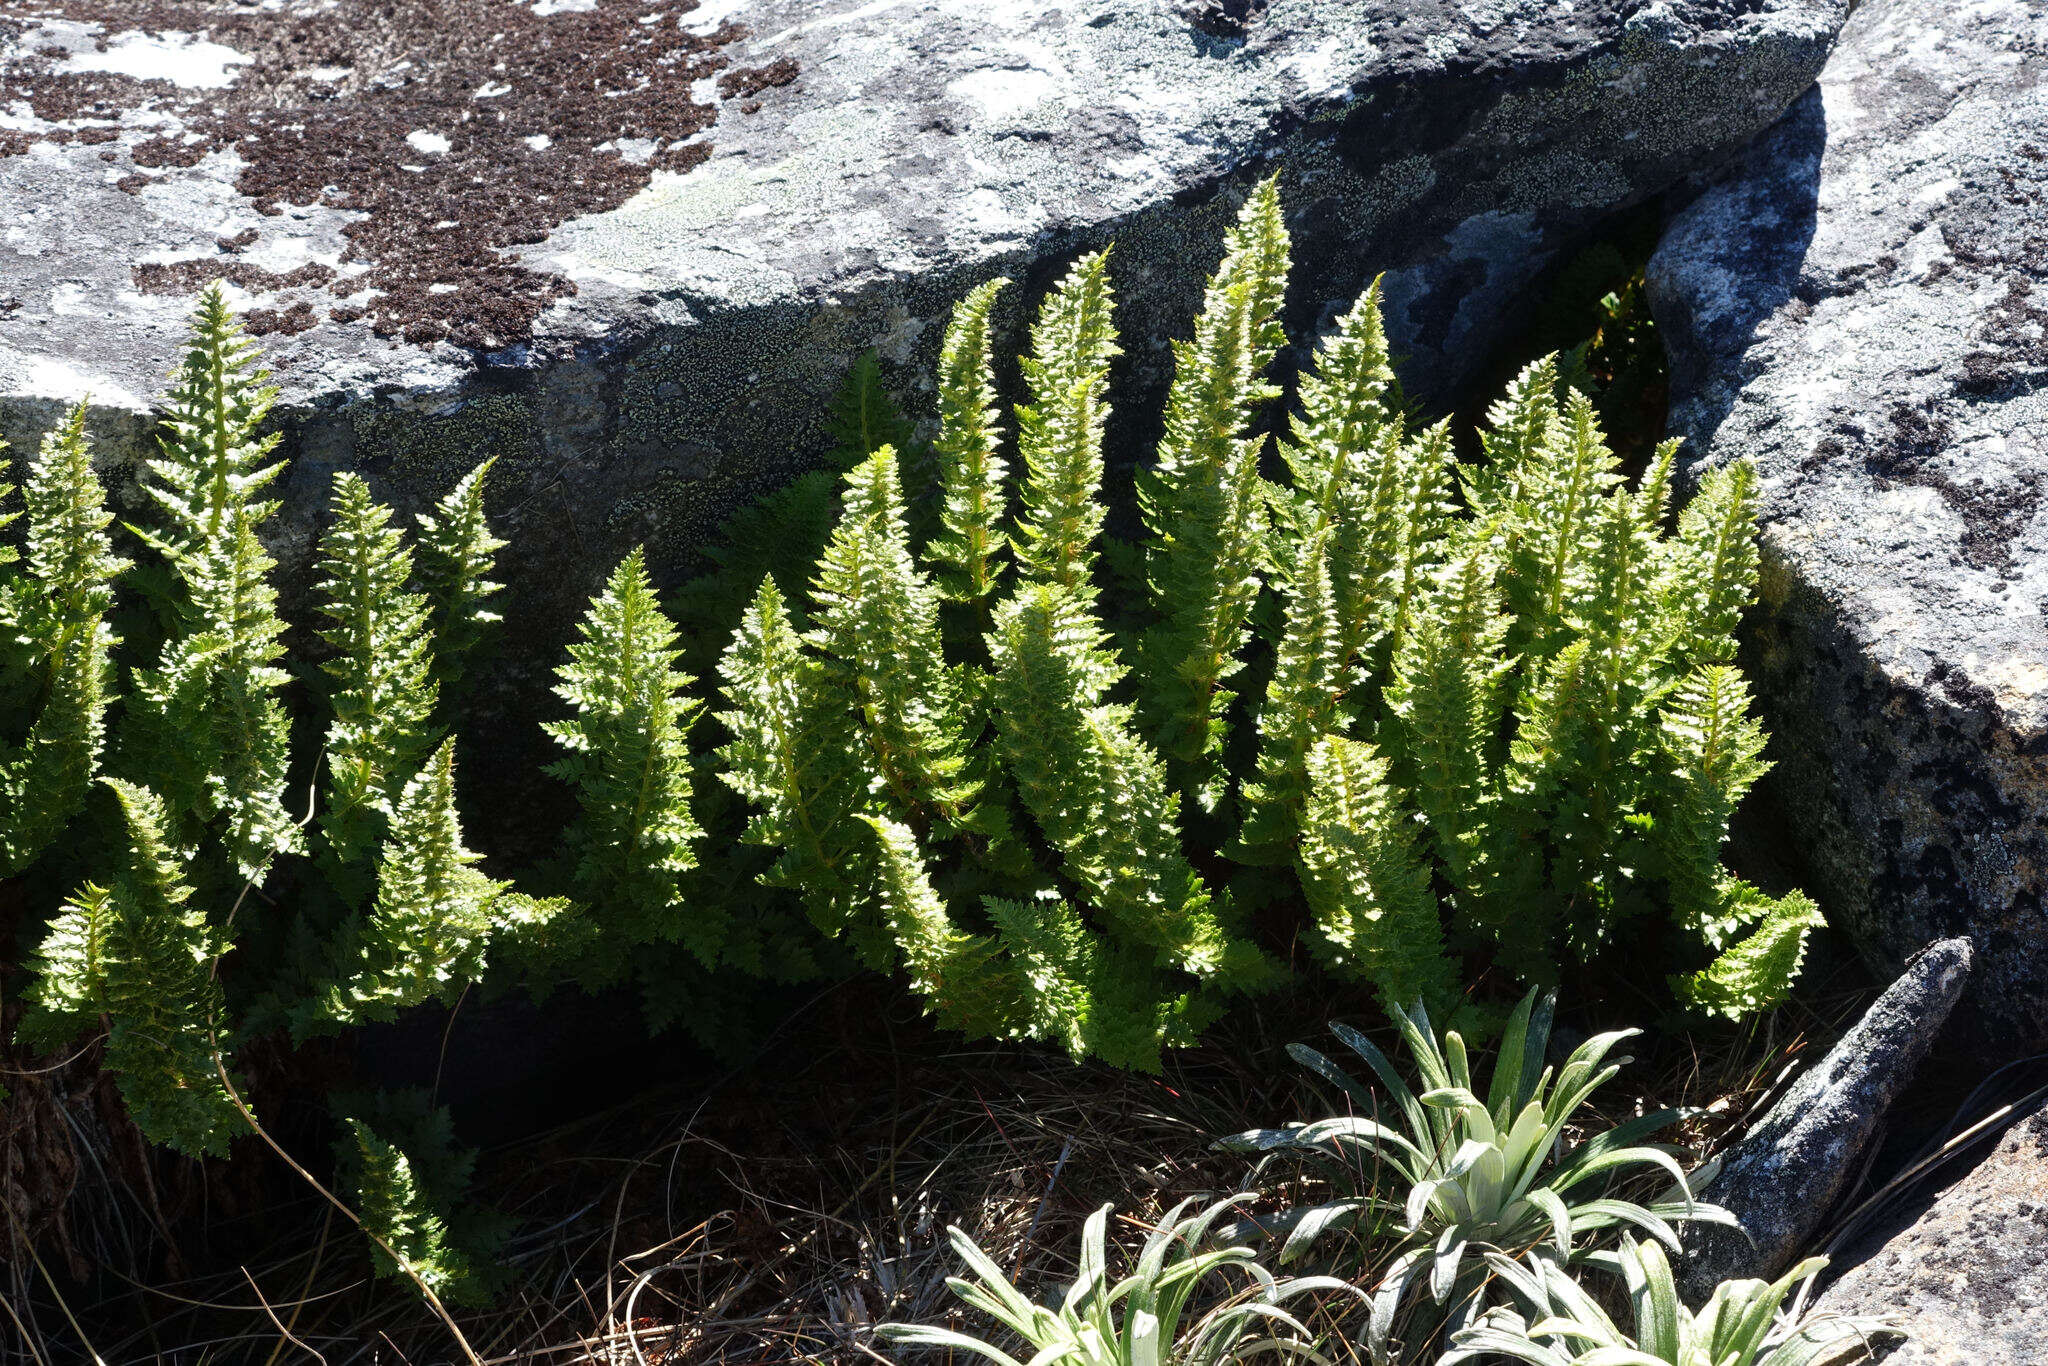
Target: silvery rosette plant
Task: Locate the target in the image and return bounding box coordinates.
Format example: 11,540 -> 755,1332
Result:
875,1195 -> 1360,1366
1223,990 -> 1734,1362
1442,1239 -> 1898,1366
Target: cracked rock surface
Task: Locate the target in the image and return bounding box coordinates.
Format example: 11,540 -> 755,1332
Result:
1647,0 -> 2048,1052
3,0 -> 1841,741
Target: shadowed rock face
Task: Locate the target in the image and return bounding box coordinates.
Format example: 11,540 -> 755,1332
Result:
1,0 -> 1842,800
1813,1088 -> 2048,1365
1646,0 -> 2048,1053
1679,938 -> 1972,1300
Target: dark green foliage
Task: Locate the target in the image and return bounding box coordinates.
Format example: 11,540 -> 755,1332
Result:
347,1118 -> 474,1300
0,402 -> 125,874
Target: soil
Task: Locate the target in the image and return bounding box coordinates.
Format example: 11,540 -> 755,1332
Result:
0,0 -> 796,350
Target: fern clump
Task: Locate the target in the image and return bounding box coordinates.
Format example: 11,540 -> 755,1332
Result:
710,177 -> 1817,1064
0,403 -> 125,874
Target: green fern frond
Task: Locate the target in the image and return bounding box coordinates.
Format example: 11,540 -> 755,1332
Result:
1014,251 -> 1118,594
347,1118 -> 472,1298
414,456 -> 507,688
1651,666 -> 1772,946
1666,457 -> 1761,663
544,547 -> 708,970
829,350 -> 919,470
1296,735 -> 1455,1013
855,814 -> 1018,1037
0,401 -> 124,874
1236,532 -> 1346,864
715,576 -> 870,938
24,780 -> 241,1157
1137,180 -> 1291,804
316,473 -> 440,871
812,449 -> 992,848
320,741 -> 555,1027
134,283 -> 284,569
1673,886 -> 1824,1019
926,278 -> 1013,608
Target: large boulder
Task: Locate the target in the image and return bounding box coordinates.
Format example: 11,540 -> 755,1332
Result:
1678,938 -> 1972,1300
1646,0 -> 2048,1051
1,0 -> 1842,661
1811,1090 -> 2048,1365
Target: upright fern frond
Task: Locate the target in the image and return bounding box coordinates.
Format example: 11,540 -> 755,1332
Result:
545,548 -> 708,971
1236,533 -> 1346,864
1014,251 -> 1118,593
0,401 -> 124,874
1297,735 -> 1455,1012
135,283 -> 284,568
989,586 -> 1265,989
854,814 -> 1017,1037
123,292 -> 299,883
716,576 -> 870,939
1675,886 -> 1825,1020
347,1118 -> 471,1298
1652,666 -> 1772,945
1137,180 -> 1291,803
23,780 -> 241,1158
812,450 -> 989,847
414,456 -> 507,688
926,279 -> 1013,609
829,350 -> 918,469
319,741 -> 553,1026
1666,457 -> 1761,663
316,473 -> 440,872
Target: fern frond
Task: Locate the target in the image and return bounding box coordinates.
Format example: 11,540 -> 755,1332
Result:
0,401 -> 124,874
347,1118 -> 471,1298
989,585 -> 1268,988
926,278 -> 1013,608
1014,251 -> 1118,593
134,283 -> 284,568
1665,456 -> 1761,664
855,814 -> 1018,1037
1296,735 -> 1454,1013
544,548 -> 708,970
812,449 -> 992,848
715,576 -> 870,938
829,350 -> 918,469
414,456 -> 507,688
316,473 -> 440,871
1673,886 -> 1824,1019
24,780 -> 241,1157
320,741 -> 555,1026
1137,179 -> 1291,805
1236,532 -> 1346,864
1651,666 -> 1771,946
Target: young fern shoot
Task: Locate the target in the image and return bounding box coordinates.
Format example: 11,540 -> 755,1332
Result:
415,456 -> 508,692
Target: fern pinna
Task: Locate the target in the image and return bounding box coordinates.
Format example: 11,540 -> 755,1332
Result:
710,178 -> 1818,1065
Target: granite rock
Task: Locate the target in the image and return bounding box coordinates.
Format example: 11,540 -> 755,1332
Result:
1679,938 -> 1972,1300
1812,1088 -> 2048,1365
1646,0 -> 2048,1052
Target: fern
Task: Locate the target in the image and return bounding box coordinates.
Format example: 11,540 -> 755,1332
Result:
1675,887 -> 1826,1019
0,401 -> 124,874
347,1118 -> 473,1299
314,740 -> 559,1029
854,814 -> 1017,1038
22,780 -> 241,1158
123,288 -> 299,883
414,456 -> 507,689
1013,251 -> 1118,594
925,279 -> 1013,610
1235,531 -> 1345,865
1137,182 -> 1291,806
316,472 -> 440,872
545,548 -> 708,974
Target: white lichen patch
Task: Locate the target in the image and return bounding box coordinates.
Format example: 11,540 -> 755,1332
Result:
67,30 -> 253,90
405,130 -> 452,156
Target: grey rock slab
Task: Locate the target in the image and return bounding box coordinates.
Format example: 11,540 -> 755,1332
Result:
1646,0 -> 2048,1052
1680,937 -> 1972,1300
1,0 -> 1842,732
1812,1088 -> 2048,1365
